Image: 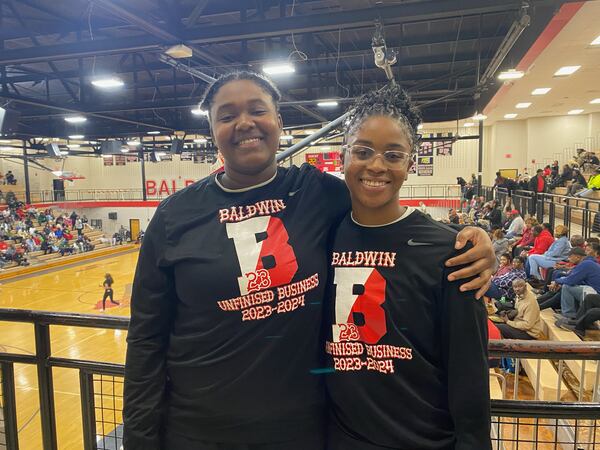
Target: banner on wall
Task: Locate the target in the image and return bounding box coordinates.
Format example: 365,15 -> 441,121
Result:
417,156 -> 433,176
180,152 -> 194,161
115,155 -> 126,166
418,142 -> 433,156
126,155 -> 139,163
436,141 -> 453,156
305,151 -> 342,174
103,156 -> 114,166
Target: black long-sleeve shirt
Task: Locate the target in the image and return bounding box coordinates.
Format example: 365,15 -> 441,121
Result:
123,164 -> 349,449
326,208 -> 491,450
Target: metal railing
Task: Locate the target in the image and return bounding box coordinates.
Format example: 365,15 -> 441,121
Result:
492,187 -> 600,238
7,184 -> 463,205
0,309 -> 599,449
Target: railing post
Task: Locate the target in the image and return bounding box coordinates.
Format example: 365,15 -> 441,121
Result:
34,323 -> 58,450
79,370 -> 97,450
1,362 -> 20,450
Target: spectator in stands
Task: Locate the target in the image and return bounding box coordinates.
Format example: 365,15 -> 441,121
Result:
543,165 -> 552,177
528,225 -> 571,280
552,247 -> 600,322
574,167 -> 600,198
75,217 -> 84,236
448,208 -> 459,224
496,279 -> 544,340
550,164 -> 574,189
521,224 -> 554,259
566,168 -> 587,196
5,171 -> 16,185
505,210 -> 524,239
487,256 -> 527,302
484,200 -> 502,230
69,211 -> 78,229
492,229 -> 509,264
557,293 -> 600,338
512,217 -> 537,256
529,169 -> 546,194
518,174 -> 530,191
463,183 -> 475,211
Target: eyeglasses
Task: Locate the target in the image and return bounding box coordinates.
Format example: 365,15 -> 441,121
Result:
343,144 -> 412,168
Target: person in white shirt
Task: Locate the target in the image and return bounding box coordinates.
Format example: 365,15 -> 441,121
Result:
506,209 -> 525,239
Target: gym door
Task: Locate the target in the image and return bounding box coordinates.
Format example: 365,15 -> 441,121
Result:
130,219 -> 140,241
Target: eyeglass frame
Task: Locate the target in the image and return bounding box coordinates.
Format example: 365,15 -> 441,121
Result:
341,144 -> 415,168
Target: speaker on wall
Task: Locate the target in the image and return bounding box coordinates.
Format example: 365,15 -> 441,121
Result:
101,141 -> 122,155
0,107 -> 20,135
45,143 -> 61,158
108,212 -> 118,220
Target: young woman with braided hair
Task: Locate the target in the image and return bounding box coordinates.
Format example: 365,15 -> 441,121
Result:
325,83 -> 491,449
123,71 -> 495,450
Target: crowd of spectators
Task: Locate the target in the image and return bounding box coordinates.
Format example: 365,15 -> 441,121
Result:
0,200 -> 97,270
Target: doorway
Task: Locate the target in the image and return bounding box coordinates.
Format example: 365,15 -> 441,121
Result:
129,219 -> 140,242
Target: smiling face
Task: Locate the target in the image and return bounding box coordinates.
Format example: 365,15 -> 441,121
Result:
209,79 -> 282,184
342,115 -> 413,225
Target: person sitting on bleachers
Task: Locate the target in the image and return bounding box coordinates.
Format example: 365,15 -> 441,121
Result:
492,229 -> 509,264
550,164 -> 574,189
5,171 -> 16,185
552,247 -> 600,323
521,225 -> 554,272
574,166 -> 600,198
556,293 -> 600,338
58,238 -> 74,256
486,256 -> 527,302
566,168 -> 587,196
505,210 -> 524,239
527,225 -> 571,281
496,279 -> 544,340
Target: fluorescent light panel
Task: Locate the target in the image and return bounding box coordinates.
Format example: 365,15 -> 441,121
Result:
191,108 -> 208,116
591,35 -> 600,46
316,101 -> 338,107
568,109 -> 584,115
532,88 -> 551,96
263,63 -> 295,75
516,102 -> 532,109
473,113 -> 487,121
91,77 -> 124,88
554,65 -> 581,77
590,98 -> 600,104
147,131 -> 161,135
504,113 -> 518,119
498,69 -> 524,80
68,135 -> 85,139
64,116 -> 87,123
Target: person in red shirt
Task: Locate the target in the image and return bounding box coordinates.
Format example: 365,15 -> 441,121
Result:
0,240 -> 8,252
522,225 -> 554,257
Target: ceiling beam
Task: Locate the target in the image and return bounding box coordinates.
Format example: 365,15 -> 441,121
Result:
0,0 -> 526,65
185,0 -> 210,28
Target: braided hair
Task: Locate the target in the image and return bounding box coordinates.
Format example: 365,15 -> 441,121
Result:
345,83 -> 422,152
200,71 -> 282,119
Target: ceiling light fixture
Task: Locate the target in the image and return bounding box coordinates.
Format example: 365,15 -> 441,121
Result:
263,63 -> 295,75
504,113 -> 518,119
532,88 -> 551,95
165,44 -> 193,59
516,102 -> 532,109
554,65 -> 581,77
147,131 -> 161,135
64,116 -> 87,124
68,135 -> 85,139
463,122 -> 475,128
590,35 -> 600,46
121,148 -> 130,153
498,69 -> 524,80
316,101 -> 338,107
191,108 -> 208,116
472,113 -> 487,121
91,77 -> 124,88
590,98 -> 600,104
568,109 -> 584,115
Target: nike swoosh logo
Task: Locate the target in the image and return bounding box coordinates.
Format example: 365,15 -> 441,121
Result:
407,239 -> 434,246
288,189 -> 301,197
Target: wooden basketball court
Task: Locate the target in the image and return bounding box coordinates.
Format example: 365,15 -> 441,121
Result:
0,251 -> 138,450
